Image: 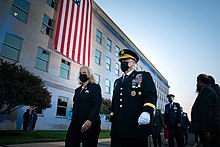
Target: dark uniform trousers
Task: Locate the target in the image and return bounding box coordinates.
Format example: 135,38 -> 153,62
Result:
110,70 -> 157,147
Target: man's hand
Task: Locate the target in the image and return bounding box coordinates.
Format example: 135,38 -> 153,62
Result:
138,112 -> 150,125
81,120 -> 92,132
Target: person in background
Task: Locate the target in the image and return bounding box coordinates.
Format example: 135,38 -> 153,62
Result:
31,109 -> 38,130
180,107 -> 189,145
164,94 -> 184,147
23,109 -> 30,131
110,49 -> 157,147
151,109 -> 163,147
65,66 -> 102,147
164,127 -> 169,145
191,74 -> 220,147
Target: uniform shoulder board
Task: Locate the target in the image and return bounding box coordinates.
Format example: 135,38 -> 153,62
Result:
137,71 -> 149,75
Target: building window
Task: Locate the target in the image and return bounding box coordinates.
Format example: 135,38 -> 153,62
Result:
56,97 -> 68,117
106,38 -> 112,52
115,63 -> 119,76
105,79 -> 111,94
115,45 -> 120,57
47,0 -> 58,10
96,29 -> 102,44
0,33 -> 23,61
106,56 -> 111,71
41,14 -> 55,37
95,49 -> 101,65
10,0 -> 31,23
139,66 -> 143,71
60,59 -> 70,79
94,73 -> 100,84
35,47 -> 50,71
135,64 -> 138,71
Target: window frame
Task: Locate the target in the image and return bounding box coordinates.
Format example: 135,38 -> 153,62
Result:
0,32 -> 23,61
105,79 -> 111,94
115,63 -> 119,76
96,29 -> 102,44
46,0 -> 58,10
10,0 -> 31,23
94,73 -> 100,84
59,59 -> 70,79
106,56 -> 111,71
41,14 -> 55,38
56,96 -> 68,117
106,38 -> 112,52
95,49 -> 101,65
115,45 -> 120,58
35,47 -> 50,71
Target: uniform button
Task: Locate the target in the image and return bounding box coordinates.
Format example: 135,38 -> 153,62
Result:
120,99 -> 122,101
120,87 -> 123,90
120,93 -> 122,95
120,105 -> 122,107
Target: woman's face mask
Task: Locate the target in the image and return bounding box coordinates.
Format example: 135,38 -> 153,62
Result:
79,74 -> 88,82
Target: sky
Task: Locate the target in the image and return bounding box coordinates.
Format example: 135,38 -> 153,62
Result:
94,0 -> 220,118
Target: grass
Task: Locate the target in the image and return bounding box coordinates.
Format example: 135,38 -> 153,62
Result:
0,130 -> 110,145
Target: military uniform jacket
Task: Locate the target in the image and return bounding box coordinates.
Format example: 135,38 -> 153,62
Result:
110,70 -> 157,138
71,82 -> 102,126
164,102 -> 181,129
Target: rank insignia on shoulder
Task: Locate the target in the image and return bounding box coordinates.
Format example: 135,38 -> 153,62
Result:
131,91 -> 136,96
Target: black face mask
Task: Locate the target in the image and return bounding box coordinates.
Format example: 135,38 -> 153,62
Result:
79,74 -> 88,82
120,62 -> 130,72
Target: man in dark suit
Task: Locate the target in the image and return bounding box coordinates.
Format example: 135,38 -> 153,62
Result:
110,49 -> 157,147
191,74 -> 220,147
151,109 -> 163,147
180,107 -> 189,145
164,94 -> 184,147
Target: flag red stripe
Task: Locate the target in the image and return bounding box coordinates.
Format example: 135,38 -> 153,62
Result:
88,0 -> 92,66
54,0 -> 64,50
60,0 -> 70,54
77,0 -> 86,64
66,2 -> 75,58
71,4 -> 80,60
82,0 -> 89,65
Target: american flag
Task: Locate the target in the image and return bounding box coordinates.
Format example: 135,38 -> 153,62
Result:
54,0 -> 92,66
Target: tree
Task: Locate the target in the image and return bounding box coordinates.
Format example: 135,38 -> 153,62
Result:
0,59 -> 52,118
100,98 -> 111,115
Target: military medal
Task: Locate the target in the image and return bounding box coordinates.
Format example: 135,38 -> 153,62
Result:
131,91 -> 136,96
132,79 -> 137,88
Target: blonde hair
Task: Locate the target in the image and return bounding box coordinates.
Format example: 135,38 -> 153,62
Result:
79,66 -> 96,84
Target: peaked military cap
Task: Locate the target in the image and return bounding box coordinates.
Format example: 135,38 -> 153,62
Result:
167,94 -> 175,98
119,49 -> 139,62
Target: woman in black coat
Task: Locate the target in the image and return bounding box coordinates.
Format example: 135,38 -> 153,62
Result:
65,66 -> 102,147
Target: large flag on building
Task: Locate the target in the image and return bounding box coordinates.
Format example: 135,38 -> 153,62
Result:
54,0 -> 92,66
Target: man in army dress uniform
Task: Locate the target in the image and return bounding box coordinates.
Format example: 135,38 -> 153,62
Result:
110,49 -> 157,147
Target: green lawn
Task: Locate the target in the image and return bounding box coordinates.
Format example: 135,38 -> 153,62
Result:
0,130 -> 110,145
